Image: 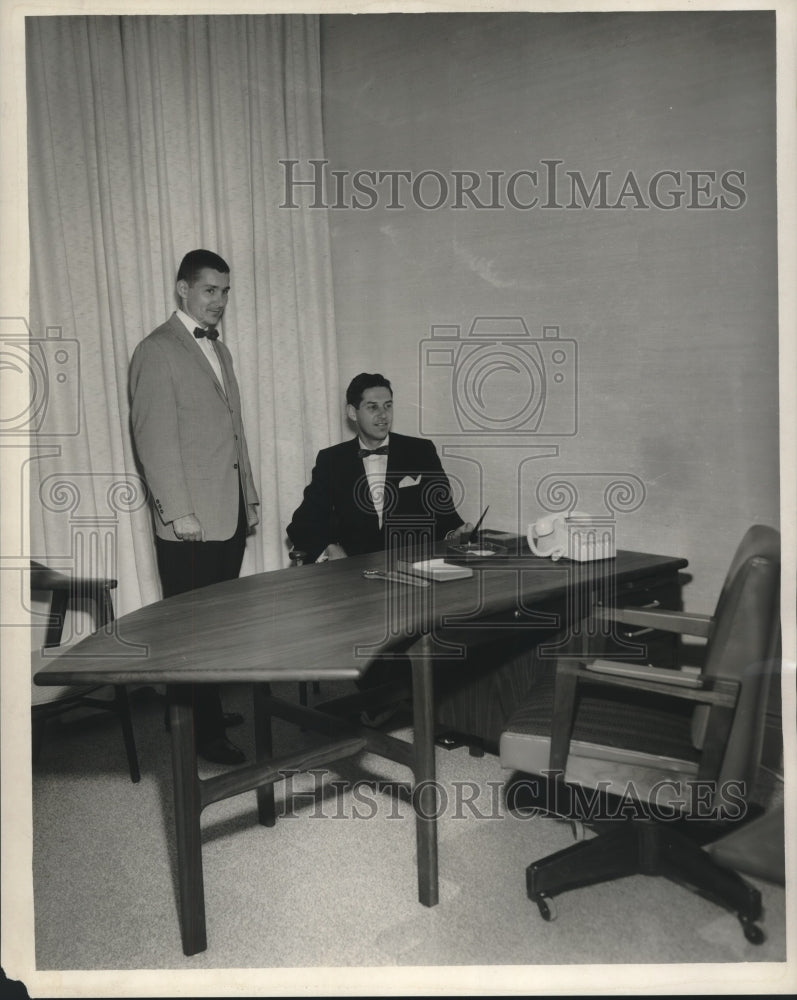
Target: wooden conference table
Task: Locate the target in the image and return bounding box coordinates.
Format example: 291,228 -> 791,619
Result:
35,541 -> 687,956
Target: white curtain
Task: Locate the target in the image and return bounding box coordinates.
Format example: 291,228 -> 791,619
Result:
25,14 -> 339,617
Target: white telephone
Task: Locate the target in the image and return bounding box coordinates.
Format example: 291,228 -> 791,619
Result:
527,511 -> 616,562
527,514 -> 569,561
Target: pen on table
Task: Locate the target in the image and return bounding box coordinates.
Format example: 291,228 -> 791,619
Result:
469,505 -> 489,542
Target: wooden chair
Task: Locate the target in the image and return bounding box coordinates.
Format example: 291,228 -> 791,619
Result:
500,525 -> 781,943
30,561 -> 140,782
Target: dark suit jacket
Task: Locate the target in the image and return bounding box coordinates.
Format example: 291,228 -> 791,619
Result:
129,313 -> 259,541
286,433 -> 463,562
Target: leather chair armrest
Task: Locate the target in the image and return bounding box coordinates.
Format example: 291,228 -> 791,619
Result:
562,659 -> 738,706
584,658 -> 703,687
548,659 -> 740,779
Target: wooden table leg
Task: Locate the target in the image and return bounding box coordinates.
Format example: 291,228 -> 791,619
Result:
253,681 -> 276,827
168,684 -> 207,956
410,633 -> 439,907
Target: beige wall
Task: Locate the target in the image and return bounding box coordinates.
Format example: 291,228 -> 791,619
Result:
318,10 -> 779,612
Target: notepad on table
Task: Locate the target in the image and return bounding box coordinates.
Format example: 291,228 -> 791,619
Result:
397,558 -> 474,582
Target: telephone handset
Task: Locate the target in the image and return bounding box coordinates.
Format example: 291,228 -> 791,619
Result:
527,511 -> 616,562
527,514 -> 569,561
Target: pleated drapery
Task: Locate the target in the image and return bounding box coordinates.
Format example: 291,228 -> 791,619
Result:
25,15 -> 339,616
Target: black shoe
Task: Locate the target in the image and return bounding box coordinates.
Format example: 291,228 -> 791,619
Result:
197,736 -> 246,766
165,709 -> 245,732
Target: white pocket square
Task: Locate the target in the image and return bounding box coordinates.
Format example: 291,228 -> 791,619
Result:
398,475 -> 422,488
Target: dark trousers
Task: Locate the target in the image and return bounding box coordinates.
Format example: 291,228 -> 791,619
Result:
155,491 -> 247,744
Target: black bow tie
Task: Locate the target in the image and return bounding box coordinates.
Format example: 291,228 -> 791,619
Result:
193,326 -> 219,341
358,445 -> 389,458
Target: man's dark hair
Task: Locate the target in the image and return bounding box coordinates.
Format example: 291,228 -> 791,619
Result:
177,249 -> 230,285
346,373 -> 393,408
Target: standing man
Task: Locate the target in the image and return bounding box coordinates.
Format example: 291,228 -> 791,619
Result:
287,372 -> 473,561
130,249 -> 259,765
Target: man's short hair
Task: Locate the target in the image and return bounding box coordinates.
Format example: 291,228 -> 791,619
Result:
177,249 -> 230,285
346,373 -> 393,408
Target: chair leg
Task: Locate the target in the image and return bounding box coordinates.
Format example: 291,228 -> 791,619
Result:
114,685 -> 141,783
655,824 -> 764,942
526,819 -> 766,943
526,821 -> 641,915
297,681 -> 321,707
45,590 -> 69,648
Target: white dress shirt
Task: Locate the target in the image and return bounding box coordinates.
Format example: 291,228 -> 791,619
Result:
359,434 -> 390,529
177,309 -> 225,391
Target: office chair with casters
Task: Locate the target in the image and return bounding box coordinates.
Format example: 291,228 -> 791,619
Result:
30,561 -> 141,783
499,525 -> 781,943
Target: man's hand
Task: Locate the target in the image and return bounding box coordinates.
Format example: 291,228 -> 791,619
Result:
247,504 -> 260,530
172,513 -> 204,542
323,543 -> 348,561
447,523 -> 475,545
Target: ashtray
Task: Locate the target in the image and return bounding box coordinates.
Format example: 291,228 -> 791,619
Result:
446,539 -> 507,560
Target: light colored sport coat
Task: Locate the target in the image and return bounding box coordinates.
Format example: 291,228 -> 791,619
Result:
129,312 -> 259,541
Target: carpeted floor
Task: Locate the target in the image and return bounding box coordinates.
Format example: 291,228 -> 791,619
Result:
28,682 -> 788,987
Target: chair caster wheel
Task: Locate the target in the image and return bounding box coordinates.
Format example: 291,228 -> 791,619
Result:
534,894 -> 557,922
741,920 -> 764,945
569,820 -> 586,841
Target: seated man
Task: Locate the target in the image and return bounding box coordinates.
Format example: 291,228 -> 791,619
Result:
287,372 -> 473,561
287,372 -> 548,747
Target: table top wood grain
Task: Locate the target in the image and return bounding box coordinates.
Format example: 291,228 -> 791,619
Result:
34,546 -> 687,688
